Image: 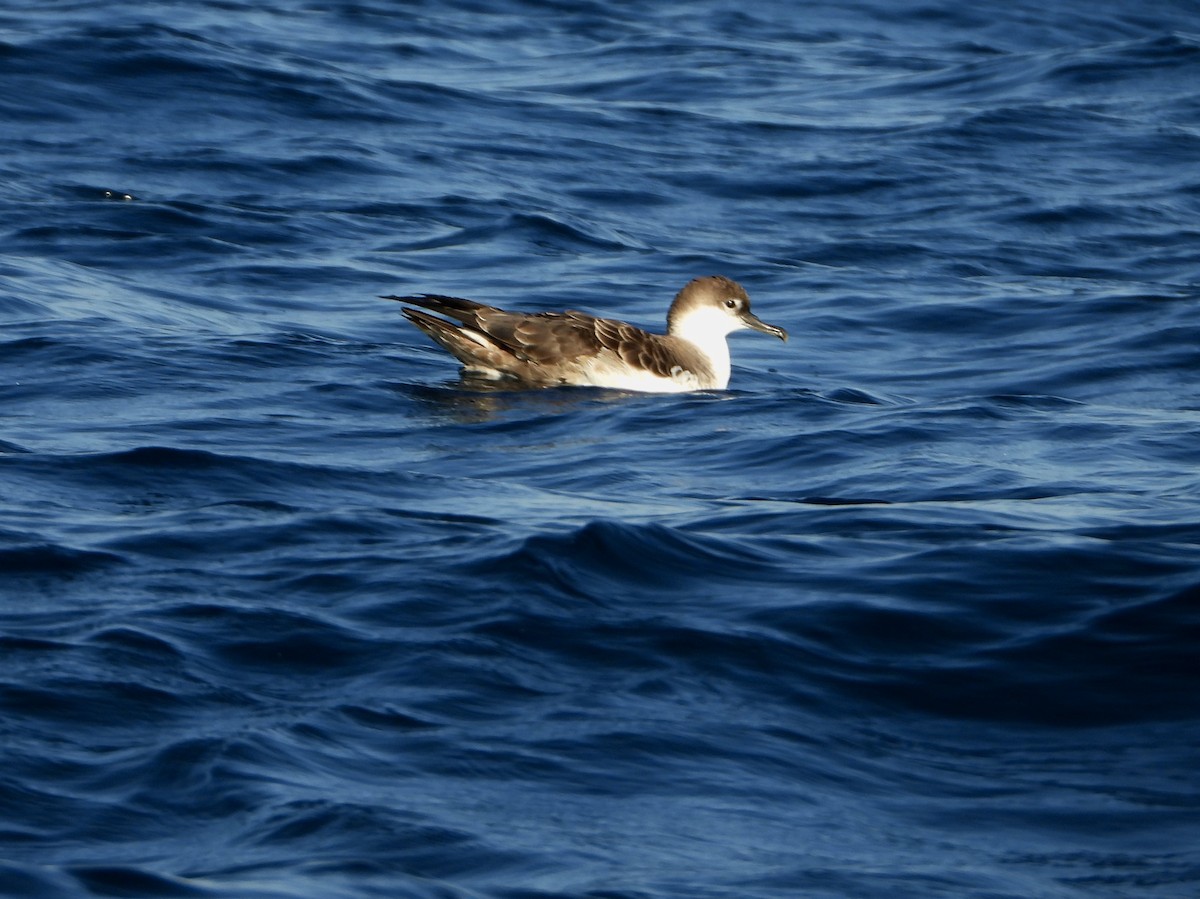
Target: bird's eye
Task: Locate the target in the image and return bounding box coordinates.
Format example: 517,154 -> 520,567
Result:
724,299 -> 737,309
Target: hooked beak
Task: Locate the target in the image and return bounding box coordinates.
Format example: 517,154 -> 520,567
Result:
741,310 -> 788,342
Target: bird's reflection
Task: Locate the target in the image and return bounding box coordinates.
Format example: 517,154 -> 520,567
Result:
400,372 -> 644,424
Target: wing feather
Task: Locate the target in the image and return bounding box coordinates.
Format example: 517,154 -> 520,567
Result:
386,294 -> 712,385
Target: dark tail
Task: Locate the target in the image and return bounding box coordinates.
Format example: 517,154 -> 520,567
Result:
380,294 -> 490,324
399,306 -> 462,341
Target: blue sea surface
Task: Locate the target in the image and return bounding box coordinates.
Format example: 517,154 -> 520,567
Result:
2,1 -> 1200,897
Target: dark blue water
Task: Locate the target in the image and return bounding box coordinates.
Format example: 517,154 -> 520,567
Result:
3,2 -> 1199,897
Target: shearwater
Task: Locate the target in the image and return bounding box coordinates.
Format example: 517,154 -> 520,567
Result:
383,275 -> 787,392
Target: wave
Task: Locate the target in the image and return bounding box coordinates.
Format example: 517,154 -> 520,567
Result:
0,543 -> 126,578
468,514 -> 1200,725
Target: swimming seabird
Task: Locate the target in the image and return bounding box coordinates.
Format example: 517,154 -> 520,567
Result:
382,275 -> 787,392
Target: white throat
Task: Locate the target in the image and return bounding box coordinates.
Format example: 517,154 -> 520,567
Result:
670,306 -> 737,388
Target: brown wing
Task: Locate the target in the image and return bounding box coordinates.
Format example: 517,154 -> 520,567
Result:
593,317 -> 712,381
472,309 -> 604,365
469,310 -> 713,382
384,295 -> 606,364
480,311 -> 707,381
384,294 -> 710,383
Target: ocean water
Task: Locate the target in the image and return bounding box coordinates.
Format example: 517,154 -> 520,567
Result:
2,1 -> 1199,897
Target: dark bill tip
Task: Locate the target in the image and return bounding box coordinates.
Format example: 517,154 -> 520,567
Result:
742,311 -> 788,342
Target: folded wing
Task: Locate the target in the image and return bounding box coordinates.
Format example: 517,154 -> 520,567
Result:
383,293 -> 704,383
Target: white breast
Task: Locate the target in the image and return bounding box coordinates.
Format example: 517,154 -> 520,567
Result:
668,306 -> 734,389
